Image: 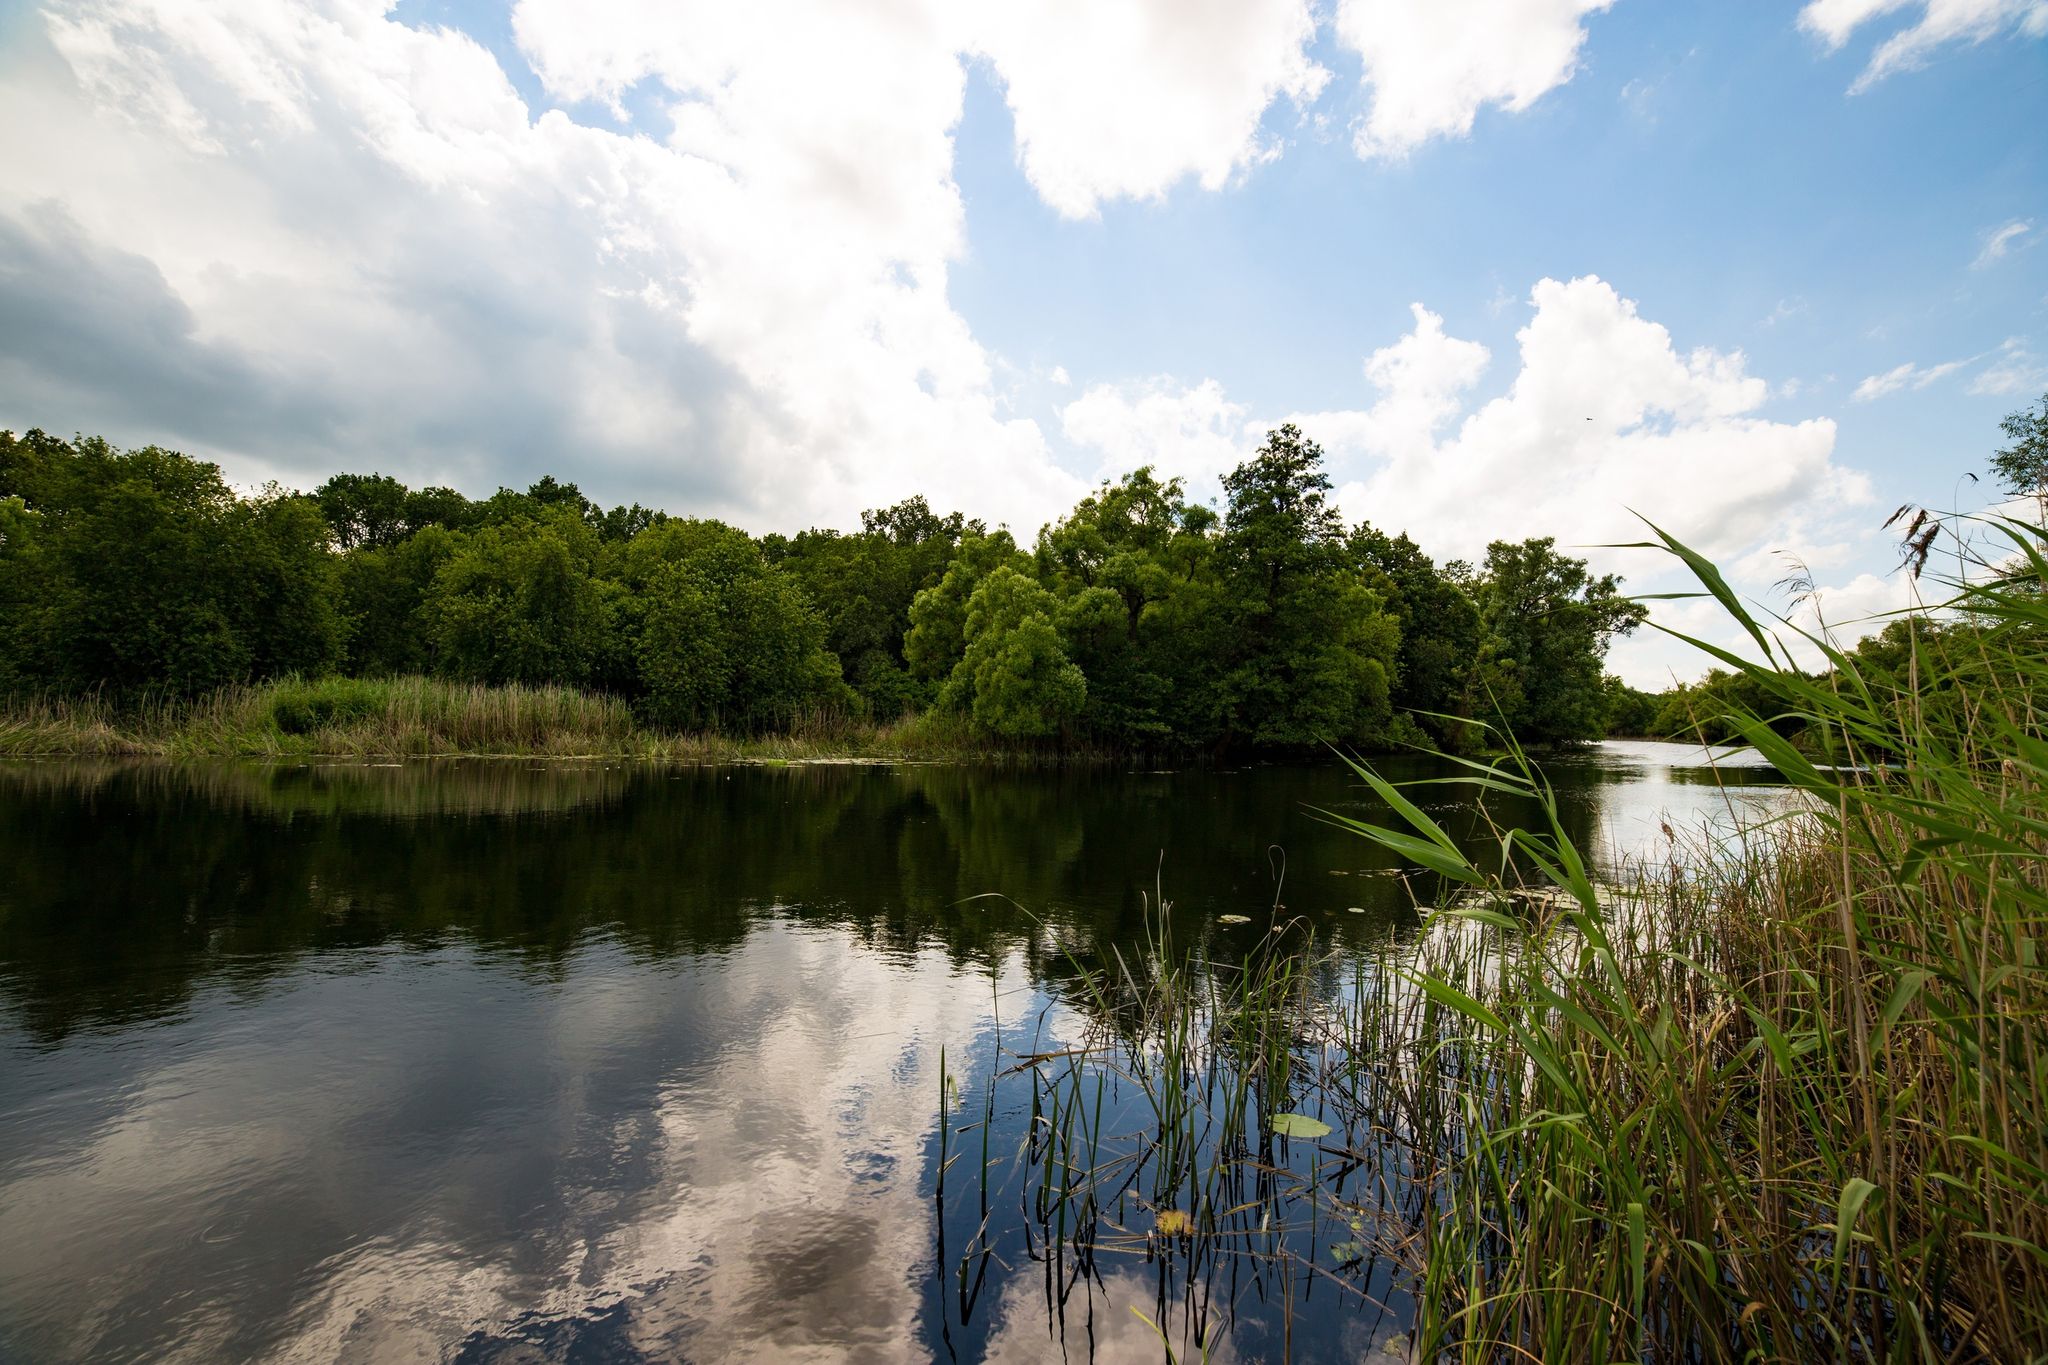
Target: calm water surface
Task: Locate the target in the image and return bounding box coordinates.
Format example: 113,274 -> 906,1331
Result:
0,745 -> 1782,1363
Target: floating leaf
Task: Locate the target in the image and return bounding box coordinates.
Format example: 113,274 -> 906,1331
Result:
1217,914 -> 1252,925
1329,1239 -> 1365,1264
1271,1112 -> 1331,1139
1154,1209 -> 1194,1237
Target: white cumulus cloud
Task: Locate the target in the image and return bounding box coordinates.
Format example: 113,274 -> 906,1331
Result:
1336,0 -> 1618,158
0,0 -> 1094,530
2,0 -> 1605,532
1060,377 -> 1248,506
1324,277 -> 1856,567
973,0 -> 1328,219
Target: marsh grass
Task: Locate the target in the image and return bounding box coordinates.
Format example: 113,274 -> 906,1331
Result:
959,515 -> 2048,1362
0,676 -> 1122,762
938,880 -> 1438,1360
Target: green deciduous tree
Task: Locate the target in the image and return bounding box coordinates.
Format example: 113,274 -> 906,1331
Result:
1470,537 -> 1648,744
1034,469 -> 1214,741
234,489 -> 346,679
1992,391 -> 2048,515
4,422 -> 1664,755
771,497 -> 978,716
421,514 -> 621,686
944,566 -> 1085,738
1351,523 -> 1482,746
335,526 -> 463,675
627,520 -> 848,731
0,493 -> 50,692
905,531 -> 1029,685
1602,676 -> 1659,738
0,433 -> 339,693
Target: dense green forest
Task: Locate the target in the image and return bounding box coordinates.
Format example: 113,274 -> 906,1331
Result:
3,421 -> 1664,750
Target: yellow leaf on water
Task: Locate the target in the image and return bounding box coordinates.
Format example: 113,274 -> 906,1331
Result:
1154,1209 -> 1194,1237
1271,1112 -> 1332,1139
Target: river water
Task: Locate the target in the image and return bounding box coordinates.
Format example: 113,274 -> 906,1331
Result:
0,744 -> 1783,1363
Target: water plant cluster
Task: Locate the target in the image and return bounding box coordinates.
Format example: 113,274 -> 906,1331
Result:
946,518 -> 2048,1362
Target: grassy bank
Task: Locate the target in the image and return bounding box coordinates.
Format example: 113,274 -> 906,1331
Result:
0,675 -> 1118,762
959,518 -> 2047,1361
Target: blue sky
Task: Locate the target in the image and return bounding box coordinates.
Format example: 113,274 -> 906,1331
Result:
956,4 -> 2044,515
0,0 -> 2043,681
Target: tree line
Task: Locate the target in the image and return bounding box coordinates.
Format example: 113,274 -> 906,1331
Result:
0,423 -> 1653,748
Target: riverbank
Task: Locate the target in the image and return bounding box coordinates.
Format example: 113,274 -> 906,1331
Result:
0,675 -> 1146,763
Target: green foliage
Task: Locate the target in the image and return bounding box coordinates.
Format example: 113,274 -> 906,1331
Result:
1650,665 -> 1790,742
1330,515 -> 2048,1361
1469,536 -> 1648,743
1209,426 -> 1400,747
628,520 -> 848,731
268,676 -> 389,734
772,496 -> 977,716
0,431 -> 339,694
1352,524 -> 1482,746
313,471 -> 482,549
1991,390 -> 2048,510
1034,468 -> 1211,741
315,472 -> 412,550
905,531 -> 1028,684
4,425 -> 1651,752
335,526 -> 462,675
236,490 -> 347,679
1600,675 -> 1659,737
944,566 -> 1085,738
0,493 -> 49,693
421,514 -> 621,686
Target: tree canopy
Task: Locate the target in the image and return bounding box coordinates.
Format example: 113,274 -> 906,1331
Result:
0,425 -> 1650,750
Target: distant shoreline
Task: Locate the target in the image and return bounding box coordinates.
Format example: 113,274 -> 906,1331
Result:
0,675 -> 1307,765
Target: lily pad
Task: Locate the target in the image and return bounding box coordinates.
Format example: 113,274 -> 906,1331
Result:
1271,1112 -> 1331,1139
1217,914 -> 1252,925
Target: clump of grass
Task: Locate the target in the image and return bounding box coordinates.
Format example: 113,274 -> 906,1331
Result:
0,690 -> 139,757
0,676 -> 1144,762
0,676 -> 642,757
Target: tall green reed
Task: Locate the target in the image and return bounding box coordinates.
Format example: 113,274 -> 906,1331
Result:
1328,515 -> 2048,1361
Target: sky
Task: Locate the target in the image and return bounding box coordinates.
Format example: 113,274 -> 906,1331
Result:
0,0 -> 2043,686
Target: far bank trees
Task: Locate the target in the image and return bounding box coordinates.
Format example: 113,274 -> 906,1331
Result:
0,423 -> 1651,749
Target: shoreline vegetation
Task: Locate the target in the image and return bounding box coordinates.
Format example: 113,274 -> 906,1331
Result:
0,675 -> 1137,763
954,512 -> 2048,1362
13,405 -> 2043,763
1,423 -> 1655,757
0,673 -> 1688,764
